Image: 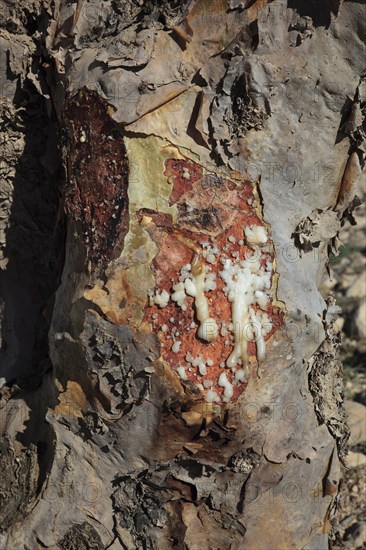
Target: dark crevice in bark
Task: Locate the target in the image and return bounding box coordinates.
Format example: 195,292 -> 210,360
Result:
0,0 -> 65,537
186,91 -> 210,149
0,79 -> 62,533
0,81 -> 64,389
248,19 -> 259,51
287,0 -> 342,29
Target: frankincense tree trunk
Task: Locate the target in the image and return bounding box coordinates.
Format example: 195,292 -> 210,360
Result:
0,1 -> 365,549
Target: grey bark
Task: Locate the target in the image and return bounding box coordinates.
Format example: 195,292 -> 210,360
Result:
0,1 -> 365,549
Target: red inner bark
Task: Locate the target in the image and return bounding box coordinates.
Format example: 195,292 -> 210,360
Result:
142,158 -> 284,403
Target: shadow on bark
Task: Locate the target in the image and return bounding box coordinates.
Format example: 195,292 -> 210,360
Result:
0,80 -> 64,388
288,0 -> 342,28
0,78 -> 64,530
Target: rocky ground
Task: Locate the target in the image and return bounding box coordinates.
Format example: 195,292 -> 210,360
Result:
329,179 -> 366,549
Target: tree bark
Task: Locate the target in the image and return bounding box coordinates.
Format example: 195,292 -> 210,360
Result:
0,1 -> 365,549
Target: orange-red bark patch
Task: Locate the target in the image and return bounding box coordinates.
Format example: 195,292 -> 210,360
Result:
142,157 -> 284,404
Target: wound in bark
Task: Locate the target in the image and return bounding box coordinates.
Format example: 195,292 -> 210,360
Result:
141,157 -> 284,408
64,90 -> 129,273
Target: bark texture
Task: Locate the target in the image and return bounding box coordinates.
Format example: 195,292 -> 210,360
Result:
0,1 -> 365,549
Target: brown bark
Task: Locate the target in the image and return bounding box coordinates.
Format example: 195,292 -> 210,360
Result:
0,1 -> 365,549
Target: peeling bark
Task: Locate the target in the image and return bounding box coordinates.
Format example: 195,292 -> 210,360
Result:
0,0 -> 365,549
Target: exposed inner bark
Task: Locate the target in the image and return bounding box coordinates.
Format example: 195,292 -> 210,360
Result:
1,0 -> 364,549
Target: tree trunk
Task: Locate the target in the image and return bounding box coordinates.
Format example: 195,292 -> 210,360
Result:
0,1 -> 364,548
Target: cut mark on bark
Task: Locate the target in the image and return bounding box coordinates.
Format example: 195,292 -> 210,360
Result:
142,156 -> 284,407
